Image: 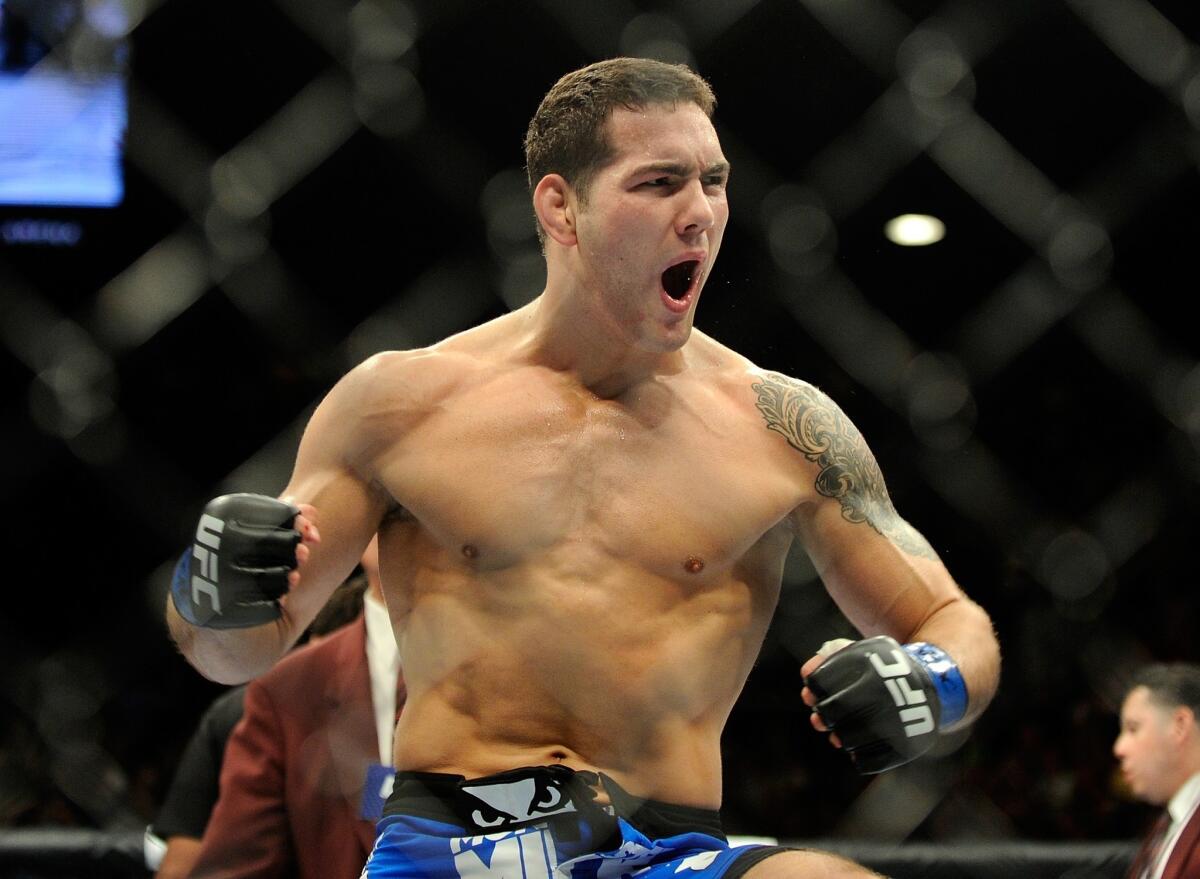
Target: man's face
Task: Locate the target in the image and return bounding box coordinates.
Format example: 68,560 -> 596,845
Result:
569,102 -> 730,353
1114,686 -> 1184,805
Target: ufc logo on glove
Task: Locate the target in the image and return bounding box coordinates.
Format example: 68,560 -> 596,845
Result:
868,648 -> 935,737
170,494 -> 301,629
190,514 -> 226,614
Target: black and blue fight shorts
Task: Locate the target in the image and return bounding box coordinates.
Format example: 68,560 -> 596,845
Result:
360,765 -> 787,878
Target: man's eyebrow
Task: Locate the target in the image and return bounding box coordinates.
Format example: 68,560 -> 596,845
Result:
631,161 -> 731,178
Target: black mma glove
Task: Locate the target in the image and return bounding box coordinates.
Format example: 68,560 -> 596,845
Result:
805,635 -> 968,774
170,493 -> 301,629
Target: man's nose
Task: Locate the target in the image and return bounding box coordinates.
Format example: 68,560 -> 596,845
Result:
677,180 -> 715,237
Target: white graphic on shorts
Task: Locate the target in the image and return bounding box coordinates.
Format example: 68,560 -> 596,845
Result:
451,827 -> 558,878
559,839 -> 677,878
675,850 -> 720,872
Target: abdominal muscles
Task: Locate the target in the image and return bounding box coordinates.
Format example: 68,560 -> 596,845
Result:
386,539 -> 773,805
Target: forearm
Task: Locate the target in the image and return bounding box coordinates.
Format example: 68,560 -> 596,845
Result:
166,598 -> 293,684
904,595 -> 999,726
154,837 -> 201,879
804,594 -> 1000,773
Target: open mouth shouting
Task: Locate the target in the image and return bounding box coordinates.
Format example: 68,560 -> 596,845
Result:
660,256 -> 704,314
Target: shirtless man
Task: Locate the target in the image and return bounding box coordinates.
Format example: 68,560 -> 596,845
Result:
167,58 -> 1000,878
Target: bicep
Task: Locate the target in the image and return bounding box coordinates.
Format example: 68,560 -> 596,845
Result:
793,495 -> 961,639
275,373 -> 391,627
752,370 -> 960,636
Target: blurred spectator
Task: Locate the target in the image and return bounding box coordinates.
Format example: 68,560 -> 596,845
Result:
147,686 -> 246,878
1114,663 -> 1200,879
147,537 -> 400,878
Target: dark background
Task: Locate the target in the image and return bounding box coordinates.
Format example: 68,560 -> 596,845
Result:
2,0 -> 1198,845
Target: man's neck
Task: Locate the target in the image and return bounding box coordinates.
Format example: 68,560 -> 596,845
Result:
1168,770 -> 1200,821
519,286 -> 686,399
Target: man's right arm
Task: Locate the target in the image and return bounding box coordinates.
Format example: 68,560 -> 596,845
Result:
165,495 -> 320,684
166,355 -> 399,683
153,837 -> 202,879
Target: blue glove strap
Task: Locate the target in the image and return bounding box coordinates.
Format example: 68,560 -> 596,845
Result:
904,642 -> 968,728
170,549 -> 205,625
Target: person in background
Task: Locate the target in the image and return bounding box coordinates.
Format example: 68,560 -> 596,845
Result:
150,538 -> 399,878
146,685 -> 246,879
1114,663 -> 1200,879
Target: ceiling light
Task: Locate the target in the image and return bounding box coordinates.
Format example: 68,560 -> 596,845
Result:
885,213 -> 945,246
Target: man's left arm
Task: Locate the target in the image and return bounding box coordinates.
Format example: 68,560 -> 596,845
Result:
752,371 -> 1000,770
793,485 -> 999,727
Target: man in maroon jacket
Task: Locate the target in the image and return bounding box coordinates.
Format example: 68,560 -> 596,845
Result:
181,538 -> 402,879
1115,663 -> 1200,879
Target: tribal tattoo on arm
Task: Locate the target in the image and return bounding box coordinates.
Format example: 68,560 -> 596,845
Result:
752,372 -> 936,560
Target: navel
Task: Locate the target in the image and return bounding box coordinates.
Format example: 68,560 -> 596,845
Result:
683,556 -> 705,574
461,544 -> 479,560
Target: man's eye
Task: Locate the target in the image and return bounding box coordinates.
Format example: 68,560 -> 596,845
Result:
645,177 -> 672,187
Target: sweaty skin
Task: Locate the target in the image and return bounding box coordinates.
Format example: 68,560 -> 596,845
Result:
168,104 -> 998,815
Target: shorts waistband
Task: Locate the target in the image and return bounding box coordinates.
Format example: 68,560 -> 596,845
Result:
383,766 -> 726,842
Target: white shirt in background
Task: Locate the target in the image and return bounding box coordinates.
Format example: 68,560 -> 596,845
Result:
363,590 -> 402,765
1151,772 -> 1200,879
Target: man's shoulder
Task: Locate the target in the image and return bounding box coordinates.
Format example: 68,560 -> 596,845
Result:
687,331 -> 824,405
337,313 -> 533,406
746,368 -> 828,400
346,345 -> 484,389
687,330 -> 753,382
323,345 -> 492,422
740,369 -> 853,444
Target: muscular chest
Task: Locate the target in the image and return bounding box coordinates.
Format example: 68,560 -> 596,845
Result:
378,374 -> 797,574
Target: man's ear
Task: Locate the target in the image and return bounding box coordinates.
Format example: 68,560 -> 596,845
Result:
533,174 -> 577,246
1171,706 -> 1196,743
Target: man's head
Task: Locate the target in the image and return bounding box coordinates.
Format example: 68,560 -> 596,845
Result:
524,58 -> 728,355
524,57 -> 716,211
1114,663 -> 1200,805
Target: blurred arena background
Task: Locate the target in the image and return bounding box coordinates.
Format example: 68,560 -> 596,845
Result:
1,0 -> 1198,855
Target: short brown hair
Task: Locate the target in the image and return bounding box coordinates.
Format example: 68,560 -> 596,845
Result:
1131,663 -> 1200,716
524,57 -> 716,207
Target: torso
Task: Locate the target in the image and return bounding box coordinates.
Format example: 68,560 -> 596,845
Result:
359,317 -> 813,808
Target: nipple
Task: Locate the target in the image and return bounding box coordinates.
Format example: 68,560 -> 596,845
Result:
683,556 -> 705,574
461,544 -> 479,560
